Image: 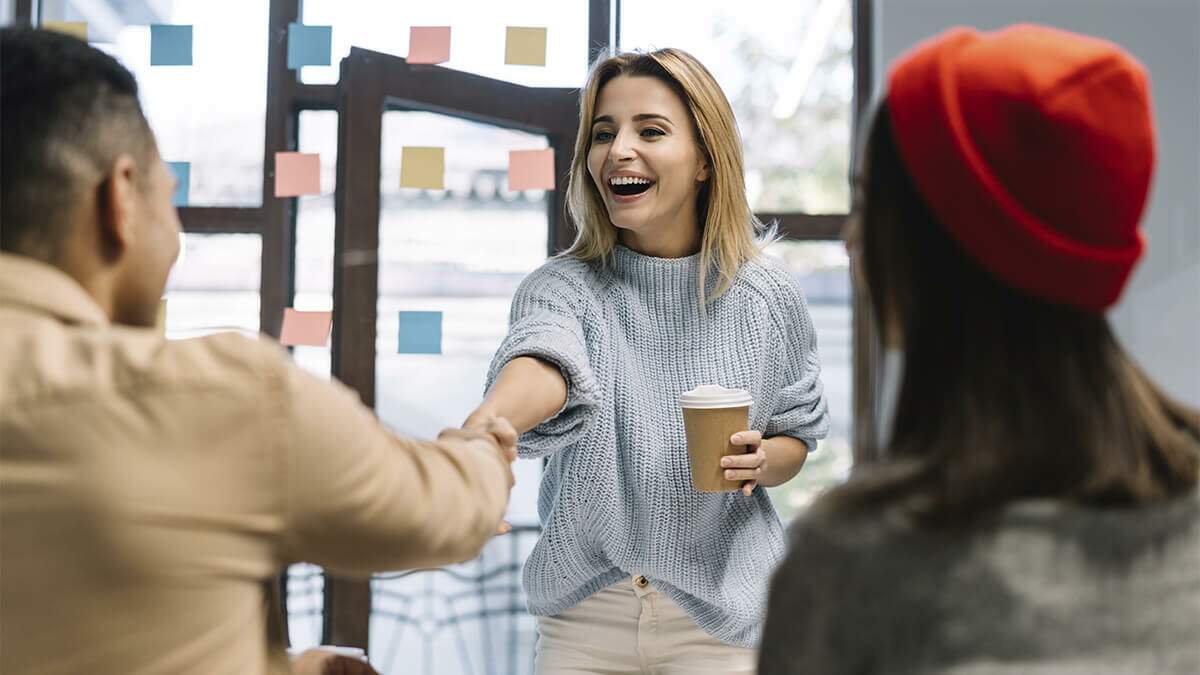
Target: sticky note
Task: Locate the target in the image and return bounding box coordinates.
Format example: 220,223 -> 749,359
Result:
150,24 -> 193,66
280,309 -> 332,347
274,152 -> 320,197
156,298 -> 167,335
398,311 -> 442,354
168,161 -> 190,206
505,26 -> 547,66
408,26 -> 450,65
399,147 -> 444,190
508,149 -> 555,190
288,23 -> 332,69
43,21 -> 87,41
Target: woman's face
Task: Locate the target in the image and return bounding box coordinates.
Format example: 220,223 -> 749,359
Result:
586,75 -> 710,244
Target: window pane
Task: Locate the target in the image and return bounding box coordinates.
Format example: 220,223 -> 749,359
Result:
368,111 -> 548,675
762,240 -> 852,523
42,1 -> 268,206
299,0 -> 587,88
282,111 -> 341,652
291,110 -> 340,380
620,0 -> 853,213
164,233 -> 260,338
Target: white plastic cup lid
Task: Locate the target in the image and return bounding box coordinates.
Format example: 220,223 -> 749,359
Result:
679,384 -> 753,409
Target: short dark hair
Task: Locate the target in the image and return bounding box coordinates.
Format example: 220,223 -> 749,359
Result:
1,27 -> 155,258
817,101 -> 1198,525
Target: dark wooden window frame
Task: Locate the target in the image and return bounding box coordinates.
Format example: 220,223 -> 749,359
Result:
19,0 -> 880,653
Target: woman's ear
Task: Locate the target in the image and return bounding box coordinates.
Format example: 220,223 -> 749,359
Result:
696,160 -> 711,183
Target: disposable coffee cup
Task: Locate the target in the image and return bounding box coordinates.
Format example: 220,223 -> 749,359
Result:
680,385 -> 753,493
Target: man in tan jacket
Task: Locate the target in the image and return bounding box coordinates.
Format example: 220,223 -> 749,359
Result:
0,28 -> 515,675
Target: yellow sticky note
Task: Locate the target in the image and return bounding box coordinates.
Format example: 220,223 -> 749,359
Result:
400,147 -> 445,190
43,21 -> 88,41
156,298 -> 167,335
505,26 -> 547,66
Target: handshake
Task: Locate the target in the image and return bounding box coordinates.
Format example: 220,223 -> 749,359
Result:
440,411 -> 520,535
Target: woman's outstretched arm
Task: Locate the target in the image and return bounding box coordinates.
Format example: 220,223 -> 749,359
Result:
464,356 -> 567,435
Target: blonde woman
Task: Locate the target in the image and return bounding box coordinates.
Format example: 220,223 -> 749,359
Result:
464,49 -> 830,674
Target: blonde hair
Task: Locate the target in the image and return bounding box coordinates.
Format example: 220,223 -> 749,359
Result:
564,48 -> 768,303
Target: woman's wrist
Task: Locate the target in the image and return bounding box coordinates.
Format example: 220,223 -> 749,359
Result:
758,435 -> 809,487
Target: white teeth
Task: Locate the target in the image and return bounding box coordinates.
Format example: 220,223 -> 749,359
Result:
609,176 -> 652,186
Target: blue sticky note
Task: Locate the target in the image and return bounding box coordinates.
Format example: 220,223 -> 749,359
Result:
150,24 -> 192,66
168,161 -> 190,206
288,23 -> 332,69
398,311 -> 442,354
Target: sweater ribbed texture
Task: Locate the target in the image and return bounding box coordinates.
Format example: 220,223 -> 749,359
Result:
486,244 -> 830,647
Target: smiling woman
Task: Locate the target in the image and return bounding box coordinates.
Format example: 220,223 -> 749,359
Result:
462,47 -> 831,674
567,49 -> 767,303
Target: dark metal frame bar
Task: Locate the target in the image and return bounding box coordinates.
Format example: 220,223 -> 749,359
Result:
850,0 -> 881,464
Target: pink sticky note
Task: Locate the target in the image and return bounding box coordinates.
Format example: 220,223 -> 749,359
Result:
275,152 -> 320,197
408,26 -> 450,65
508,148 -> 555,190
280,309 -> 331,347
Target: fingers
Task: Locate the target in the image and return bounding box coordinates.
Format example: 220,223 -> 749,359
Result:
742,481 -> 758,496
487,417 -> 519,461
724,467 -> 763,482
721,446 -> 767,469
730,430 -> 763,447
495,520 -> 513,536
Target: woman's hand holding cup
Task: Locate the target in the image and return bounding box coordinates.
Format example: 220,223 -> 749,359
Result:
722,430 -> 766,496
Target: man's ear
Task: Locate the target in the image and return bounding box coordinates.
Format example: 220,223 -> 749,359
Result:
96,154 -> 140,260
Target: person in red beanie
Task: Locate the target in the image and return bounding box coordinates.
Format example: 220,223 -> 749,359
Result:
759,24 -> 1199,674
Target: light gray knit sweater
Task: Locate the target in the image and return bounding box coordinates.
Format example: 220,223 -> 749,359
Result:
485,244 -> 831,647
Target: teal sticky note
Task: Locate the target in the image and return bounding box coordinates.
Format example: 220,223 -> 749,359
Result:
168,161 -> 190,206
288,23 -> 332,69
398,311 -> 442,354
150,24 -> 192,66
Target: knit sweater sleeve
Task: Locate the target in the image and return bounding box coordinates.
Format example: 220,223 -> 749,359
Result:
763,265 -> 831,451
485,261 -> 599,459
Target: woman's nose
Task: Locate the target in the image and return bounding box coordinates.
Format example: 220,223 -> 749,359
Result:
610,129 -> 637,161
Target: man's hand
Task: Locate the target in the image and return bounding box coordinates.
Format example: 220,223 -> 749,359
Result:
292,649 -> 379,675
440,416 -> 519,535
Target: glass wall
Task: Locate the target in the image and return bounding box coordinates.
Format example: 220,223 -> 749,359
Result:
364,111 -> 550,675
163,233 -> 260,338
300,0 -> 588,88
40,0 -> 269,206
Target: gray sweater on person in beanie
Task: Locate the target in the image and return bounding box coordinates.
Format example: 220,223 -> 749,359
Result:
759,491 -> 1200,674
485,244 -> 830,647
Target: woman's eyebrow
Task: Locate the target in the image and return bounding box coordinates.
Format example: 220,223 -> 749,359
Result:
590,113 -> 674,126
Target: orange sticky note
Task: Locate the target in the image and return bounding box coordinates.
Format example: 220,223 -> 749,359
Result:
274,152 -> 320,197
400,147 -> 445,190
43,21 -> 88,41
280,309 -> 332,347
408,26 -> 450,65
505,26 -> 547,66
508,149 -> 555,190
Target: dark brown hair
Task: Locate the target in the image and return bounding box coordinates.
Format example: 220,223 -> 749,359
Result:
821,101 -> 1199,525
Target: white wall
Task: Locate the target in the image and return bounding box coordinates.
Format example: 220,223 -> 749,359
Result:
871,0 -> 1200,405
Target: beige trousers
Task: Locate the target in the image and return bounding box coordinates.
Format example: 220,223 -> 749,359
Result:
534,576 -> 758,675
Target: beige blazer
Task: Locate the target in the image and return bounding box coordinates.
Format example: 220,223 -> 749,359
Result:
0,253 -> 511,674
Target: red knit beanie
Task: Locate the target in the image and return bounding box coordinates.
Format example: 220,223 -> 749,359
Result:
886,24 -> 1155,311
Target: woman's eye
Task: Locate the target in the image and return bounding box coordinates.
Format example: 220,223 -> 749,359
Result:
593,130 -> 614,143
641,128 -> 665,138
